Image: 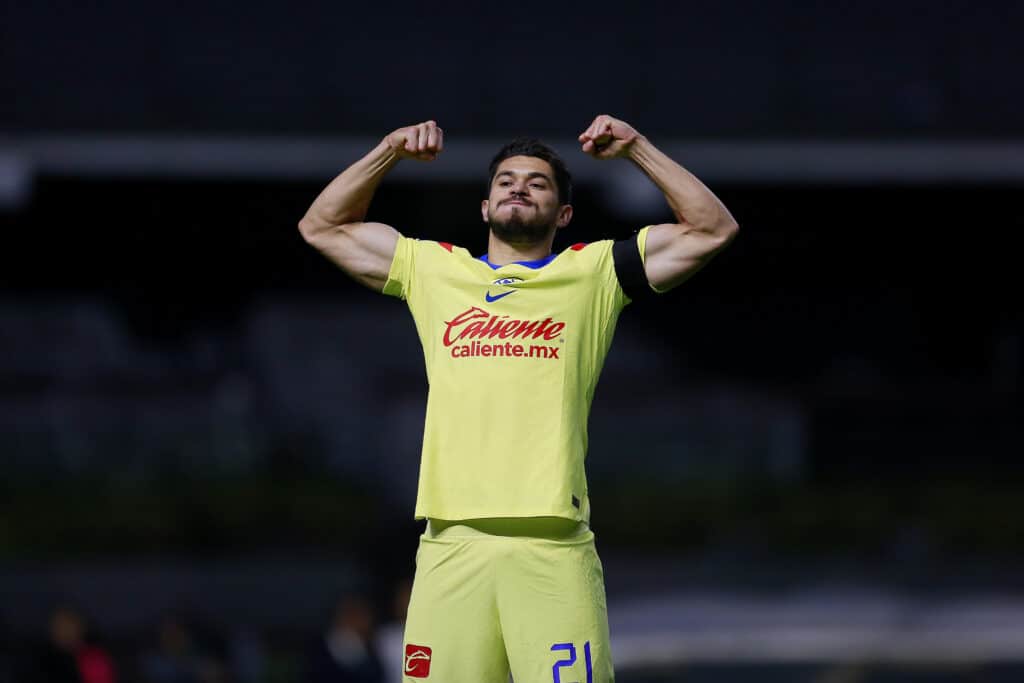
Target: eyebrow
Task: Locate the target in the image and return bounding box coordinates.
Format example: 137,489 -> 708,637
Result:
495,170 -> 552,183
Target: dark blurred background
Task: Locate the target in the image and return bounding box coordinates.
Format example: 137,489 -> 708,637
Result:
2,2 -> 1022,682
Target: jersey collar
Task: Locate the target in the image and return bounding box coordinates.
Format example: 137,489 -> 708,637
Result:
478,253 -> 557,270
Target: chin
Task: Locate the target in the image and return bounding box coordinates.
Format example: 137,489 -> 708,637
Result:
488,218 -> 554,245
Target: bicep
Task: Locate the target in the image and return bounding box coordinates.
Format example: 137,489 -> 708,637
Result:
642,222 -> 732,292
303,221 -> 400,292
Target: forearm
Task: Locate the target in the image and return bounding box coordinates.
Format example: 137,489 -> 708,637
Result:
628,137 -> 737,237
299,139 -> 400,236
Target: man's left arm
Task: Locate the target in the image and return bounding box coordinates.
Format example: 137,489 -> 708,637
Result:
580,115 -> 739,292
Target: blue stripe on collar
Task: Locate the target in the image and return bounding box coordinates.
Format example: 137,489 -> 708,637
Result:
478,253 -> 557,270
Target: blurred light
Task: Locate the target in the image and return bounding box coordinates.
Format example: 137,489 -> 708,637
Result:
0,153 -> 32,209
4,135 -> 1024,184
601,165 -> 667,221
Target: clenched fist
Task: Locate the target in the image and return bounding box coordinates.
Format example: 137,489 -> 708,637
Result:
578,115 -> 642,160
386,120 -> 444,161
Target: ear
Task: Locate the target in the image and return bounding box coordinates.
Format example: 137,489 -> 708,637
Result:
556,204 -> 573,229
481,199 -> 490,224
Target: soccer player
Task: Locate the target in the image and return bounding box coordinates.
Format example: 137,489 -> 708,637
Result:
299,115 -> 738,682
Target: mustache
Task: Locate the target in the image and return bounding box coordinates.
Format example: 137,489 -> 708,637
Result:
500,197 -> 533,207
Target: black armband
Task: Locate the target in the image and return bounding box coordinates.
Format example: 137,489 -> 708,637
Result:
613,234 -> 654,301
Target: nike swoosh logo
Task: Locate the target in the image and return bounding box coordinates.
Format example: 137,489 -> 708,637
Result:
485,290 -> 515,302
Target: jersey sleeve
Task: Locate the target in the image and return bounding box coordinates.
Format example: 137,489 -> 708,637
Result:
637,225 -> 650,265
382,234 -> 416,300
588,239 -> 629,313
636,225 -> 669,294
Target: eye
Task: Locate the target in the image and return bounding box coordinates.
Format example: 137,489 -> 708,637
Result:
529,183 -> 546,190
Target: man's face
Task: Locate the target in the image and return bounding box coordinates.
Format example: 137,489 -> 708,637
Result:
482,156 -> 572,245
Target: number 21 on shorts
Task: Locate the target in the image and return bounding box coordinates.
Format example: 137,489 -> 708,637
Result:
550,641 -> 593,683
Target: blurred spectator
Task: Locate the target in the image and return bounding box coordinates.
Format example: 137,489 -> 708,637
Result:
305,595 -> 383,683
375,579 -> 413,683
35,606 -> 116,683
227,628 -> 266,683
140,614 -> 205,683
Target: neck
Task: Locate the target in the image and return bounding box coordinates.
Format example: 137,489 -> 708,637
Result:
485,231 -> 555,266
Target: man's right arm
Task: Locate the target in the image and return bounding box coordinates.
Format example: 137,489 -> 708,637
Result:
298,121 -> 444,292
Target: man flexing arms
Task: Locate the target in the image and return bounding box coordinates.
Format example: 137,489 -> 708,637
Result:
299,115 -> 738,682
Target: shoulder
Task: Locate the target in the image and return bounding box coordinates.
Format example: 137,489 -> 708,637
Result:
384,237 -> 473,299
400,237 -> 476,265
558,239 -> 615,263
417,238 -> 471,257
558,233 -> 657,303
556,240 -> 618,281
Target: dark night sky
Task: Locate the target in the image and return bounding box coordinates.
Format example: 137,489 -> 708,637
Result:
4,2 -> 1024,138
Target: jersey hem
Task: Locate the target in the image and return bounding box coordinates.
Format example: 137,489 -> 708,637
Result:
413,509 -> 587,523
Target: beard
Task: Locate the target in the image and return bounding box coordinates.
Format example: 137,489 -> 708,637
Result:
487,205 -> 556,245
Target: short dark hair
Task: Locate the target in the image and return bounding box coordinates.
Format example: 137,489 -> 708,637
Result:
488,137 -> 572,205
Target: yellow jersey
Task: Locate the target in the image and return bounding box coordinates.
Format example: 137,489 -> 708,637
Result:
383,228 -> 649,522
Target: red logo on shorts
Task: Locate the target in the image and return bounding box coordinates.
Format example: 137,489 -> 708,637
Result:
404,644 -> 432,678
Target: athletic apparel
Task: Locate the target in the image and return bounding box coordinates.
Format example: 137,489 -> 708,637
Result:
383,227 -> 651,523
613,233 -> 659,300
401,519 -> 613,682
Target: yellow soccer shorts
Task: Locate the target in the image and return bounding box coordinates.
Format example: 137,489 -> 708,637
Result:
401,517 -> 614,682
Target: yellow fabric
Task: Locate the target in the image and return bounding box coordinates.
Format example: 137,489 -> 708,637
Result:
637,225 -> 650,267
401,521 -> 614,682
383,231 -> 649,522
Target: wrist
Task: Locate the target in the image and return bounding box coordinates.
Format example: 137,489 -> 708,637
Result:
625,134 -> 651,162
375,138 -> 405,170
379,136 -> 401,159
